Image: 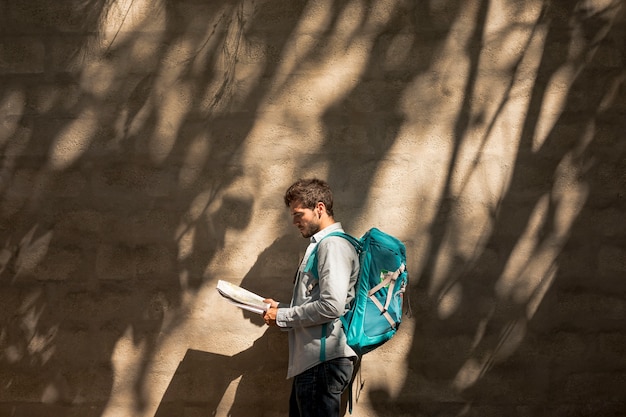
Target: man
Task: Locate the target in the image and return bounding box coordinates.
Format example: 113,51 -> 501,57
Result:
263,178 -> 359,417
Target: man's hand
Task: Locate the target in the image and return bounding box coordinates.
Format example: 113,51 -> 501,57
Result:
263,298 -> 279,326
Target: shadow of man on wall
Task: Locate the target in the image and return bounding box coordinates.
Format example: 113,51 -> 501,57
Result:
154,232 -> 302,416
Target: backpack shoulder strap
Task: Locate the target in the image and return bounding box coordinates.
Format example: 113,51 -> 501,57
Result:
303,230 -> 361,363
303,231 -> 361,276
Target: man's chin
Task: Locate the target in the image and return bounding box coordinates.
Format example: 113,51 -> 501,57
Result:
298,225 -> 319,238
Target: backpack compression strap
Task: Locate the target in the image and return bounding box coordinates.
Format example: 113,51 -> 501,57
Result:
367,263 -> 405,329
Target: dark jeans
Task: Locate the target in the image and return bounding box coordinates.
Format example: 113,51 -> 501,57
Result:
289,357 -> 354,417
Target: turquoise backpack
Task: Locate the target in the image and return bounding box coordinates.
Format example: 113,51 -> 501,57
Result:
304,227 -> 408,357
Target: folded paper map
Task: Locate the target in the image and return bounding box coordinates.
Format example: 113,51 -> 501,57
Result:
216,280 -> 270,315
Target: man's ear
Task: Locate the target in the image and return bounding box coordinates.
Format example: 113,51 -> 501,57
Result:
316,201 -> 325,217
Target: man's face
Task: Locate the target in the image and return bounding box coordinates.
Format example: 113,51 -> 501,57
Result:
289,202 -> 321,238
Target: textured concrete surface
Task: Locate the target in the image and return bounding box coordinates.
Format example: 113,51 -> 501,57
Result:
0,0 -> 625,416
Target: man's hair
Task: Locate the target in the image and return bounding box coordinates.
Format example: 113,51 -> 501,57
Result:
284,178 -> 334,216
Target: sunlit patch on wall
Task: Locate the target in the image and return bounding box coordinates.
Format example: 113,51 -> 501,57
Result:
453,358 -> 482,391
48,109 -> 98,170
0,90 -> 25,146
437,281 -> 463,320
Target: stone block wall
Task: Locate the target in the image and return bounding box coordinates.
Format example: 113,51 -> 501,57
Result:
0,0 -> 624,416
